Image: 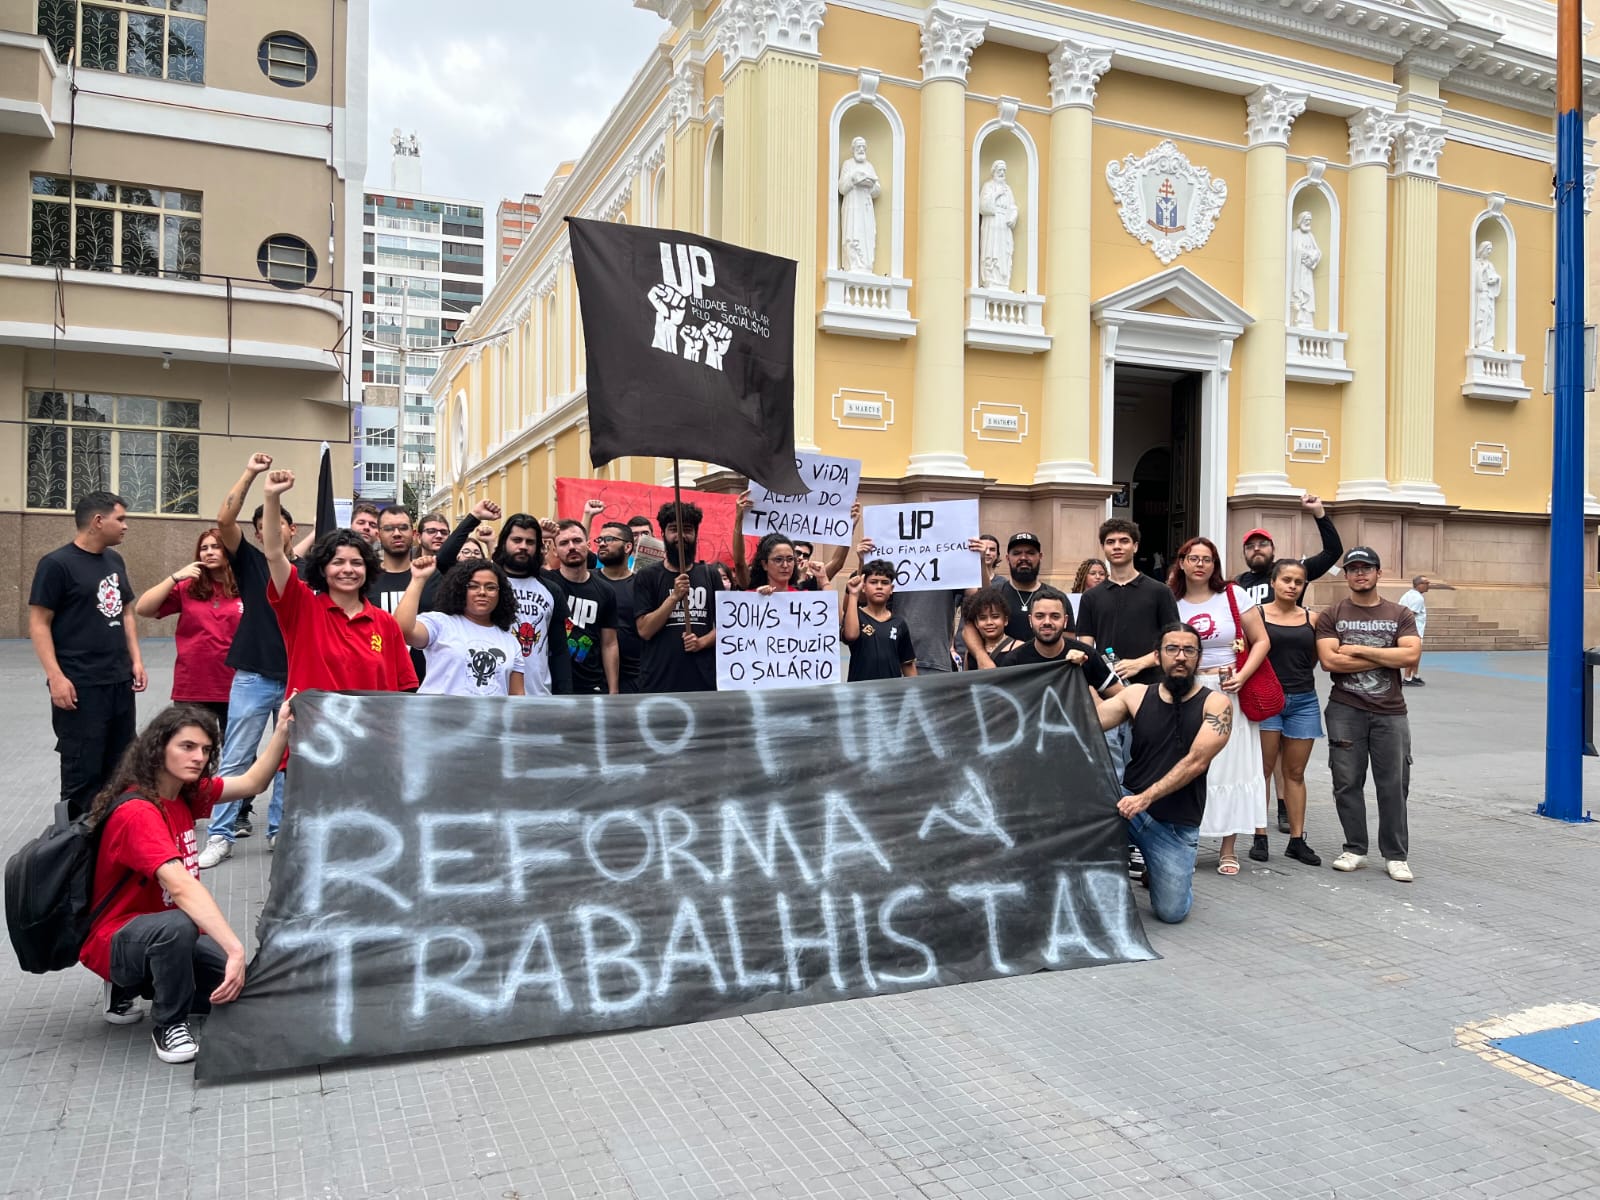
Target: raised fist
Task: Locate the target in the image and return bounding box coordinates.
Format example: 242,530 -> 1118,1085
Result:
679,323 -> 707,363
648,283 -> 688,354
701,320 -> 733,369
246,452 -> 273,474
471,499 -> 501,522
265,469 -> 294,495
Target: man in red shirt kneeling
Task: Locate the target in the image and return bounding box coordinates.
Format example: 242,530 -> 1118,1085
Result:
82,703 -> 290,1064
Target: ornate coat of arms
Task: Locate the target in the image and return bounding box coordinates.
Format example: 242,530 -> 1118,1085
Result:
1105,140 -> 1228,265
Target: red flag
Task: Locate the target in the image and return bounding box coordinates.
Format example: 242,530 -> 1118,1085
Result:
554,477 -> 755,566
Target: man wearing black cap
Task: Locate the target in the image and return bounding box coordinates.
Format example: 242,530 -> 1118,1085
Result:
1236,494 -> 1343,609
1315,547 -> 1421,883
996,532 -> 1047,640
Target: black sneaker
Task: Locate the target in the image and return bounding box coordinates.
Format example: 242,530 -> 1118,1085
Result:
1128,846 -> 1145,878
152,1021 -> 198,1064
1285,837 -> 1322,867
1248,833 -> 1269,862
103,980 -> 142,1025
234,817 -> 253,839
1276,800 -> 1290,833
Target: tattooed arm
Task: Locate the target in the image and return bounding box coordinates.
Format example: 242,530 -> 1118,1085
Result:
1117,689 -> 1233,818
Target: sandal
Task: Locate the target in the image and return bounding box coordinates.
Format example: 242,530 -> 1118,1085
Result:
1217,854 -> 1240,876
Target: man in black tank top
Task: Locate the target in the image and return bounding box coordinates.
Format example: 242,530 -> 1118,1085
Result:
1094,623 -> 1234,924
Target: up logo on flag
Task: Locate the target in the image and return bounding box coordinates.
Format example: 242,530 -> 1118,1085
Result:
648,241 -> 734,370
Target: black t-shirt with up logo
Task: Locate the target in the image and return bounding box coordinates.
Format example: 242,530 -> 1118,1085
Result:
29,544 -> 135,686
543,570 -> 618,694
633,561 -> 720,694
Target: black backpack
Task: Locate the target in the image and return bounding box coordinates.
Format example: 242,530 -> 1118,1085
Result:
4,794 -> 154,974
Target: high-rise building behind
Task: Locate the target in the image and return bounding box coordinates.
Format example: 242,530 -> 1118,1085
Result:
358,135 -> 485,505
0,0 -> 367,637
496,195 -> 542,268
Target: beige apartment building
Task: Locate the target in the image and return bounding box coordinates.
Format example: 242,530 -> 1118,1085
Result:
0,0 -> 368,637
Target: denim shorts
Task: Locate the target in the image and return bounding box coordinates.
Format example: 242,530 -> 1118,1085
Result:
1259,690 -> 1323,739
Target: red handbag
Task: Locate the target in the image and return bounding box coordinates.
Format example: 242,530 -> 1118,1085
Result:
1225,585 -> 1285,722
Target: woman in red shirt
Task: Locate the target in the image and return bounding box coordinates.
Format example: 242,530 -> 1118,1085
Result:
83,701 -> 290,1064
257,468 -> 417,696
135,528 -> 243,734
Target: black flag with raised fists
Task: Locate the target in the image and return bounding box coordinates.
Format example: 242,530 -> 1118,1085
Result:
566,217 -> 806,496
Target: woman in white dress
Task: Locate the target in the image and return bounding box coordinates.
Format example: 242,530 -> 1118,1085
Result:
1169,536 -> 1270,875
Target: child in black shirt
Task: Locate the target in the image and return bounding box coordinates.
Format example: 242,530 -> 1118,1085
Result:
842,559 -> 917,682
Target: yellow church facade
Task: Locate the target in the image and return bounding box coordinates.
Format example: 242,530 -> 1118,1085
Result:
431,0 -> 1600,638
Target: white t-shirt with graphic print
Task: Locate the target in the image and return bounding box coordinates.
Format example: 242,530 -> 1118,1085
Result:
1177,584 -> 1256,671
416,612 -> 529,697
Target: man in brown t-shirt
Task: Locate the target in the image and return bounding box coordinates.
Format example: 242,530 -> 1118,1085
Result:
1315,547 -> 1421,881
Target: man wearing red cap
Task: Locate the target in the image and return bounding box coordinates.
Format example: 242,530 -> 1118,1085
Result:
1236,494 -> 1343,831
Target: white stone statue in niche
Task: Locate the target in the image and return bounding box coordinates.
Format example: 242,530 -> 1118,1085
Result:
837,136 -> 881,274
1289,211 -> 1322,329
979,160 -> 1019,290
1472,240 -> 1501,350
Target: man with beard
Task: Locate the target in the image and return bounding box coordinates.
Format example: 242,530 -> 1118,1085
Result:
995,533 -> 1048,640
595,521 -> 643,692
1235,494 -> 1342,608
1315,547 -> 1420,882
369,505 -> 426,684
996,588 -> 1120,698
544,519 -> 619,694
472,514 -> 571,695
634,501 -> 720,693
1093,623 -> 1233,924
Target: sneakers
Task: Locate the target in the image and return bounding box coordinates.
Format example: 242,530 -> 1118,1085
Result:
1285,837 -> 1322,867
266,834 -> 277,852
234,817 -> 253,839
1248,833 -> 1269,862
151,1022 -> 198,1064
196,835 -> 232,869
1331,851 -> 1367,872
1403,677 -> 1426,688
103,980 -> 142,1025
1387,860 -> 1415,882
1127,845 -> 1145,877
1276,800 -> 1290,834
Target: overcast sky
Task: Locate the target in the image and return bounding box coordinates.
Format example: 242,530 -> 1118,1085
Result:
365,2 -> 665,234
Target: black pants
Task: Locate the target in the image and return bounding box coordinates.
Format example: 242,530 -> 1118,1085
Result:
109,910 -> 228,1028
1326,702 -> 1412,860
51,682 -> 137,821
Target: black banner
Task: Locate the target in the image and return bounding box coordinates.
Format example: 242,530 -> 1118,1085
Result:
566,217 -> 806,495
196,665 -> 1155,1081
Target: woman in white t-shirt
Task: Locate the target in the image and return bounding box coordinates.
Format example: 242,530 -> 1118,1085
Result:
1169,536 -> 1271,876
395,557 -> 529,697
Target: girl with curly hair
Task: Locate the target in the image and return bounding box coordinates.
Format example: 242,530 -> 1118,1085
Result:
134,528 -> 243,735
394,557 -> 529,696
83,701 -> 291,1063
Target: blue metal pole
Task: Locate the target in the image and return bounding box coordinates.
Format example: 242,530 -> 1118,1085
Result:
1539,0 -> 1589,822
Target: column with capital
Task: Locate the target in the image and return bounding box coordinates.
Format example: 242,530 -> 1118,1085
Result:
1337,108 -> 1404,500
1387,118 -> 1448,504
1035,40 -> 1113,484
908,5 -> 985,478
1235,84 -> 1307,496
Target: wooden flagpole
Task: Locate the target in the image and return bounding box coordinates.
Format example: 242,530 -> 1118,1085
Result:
671,456 -> 693,633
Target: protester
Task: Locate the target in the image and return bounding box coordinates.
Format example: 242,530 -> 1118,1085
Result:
842,560 -> 917,681
634,501 -> 720,693
261,471 -> 418,701
959,587 -> 1021,669
1398,576 -> 1430,686
1235,494 -> 1343,608
1073,519 -> 1182,780
457,537 -> 486,561
544,520 -> 619,694
993,533 -> 1048,641
1069,558 -> 1108,621
133,528 -> 242,735
202,454 -> 293,865
1257,560 -> 1323,866
370,505 -> 417,616
83,702 -> 290,1064
29,491 -> 147,821
394,558 -> 529,696
1315,547 -> 1421,881
349,502 -> 381,546
1093,623 -> 1233,923
595,520 -> 643,692
1169,535 -> 1270,874
735,531 -> 797,591
855,535 -> 991,676
979,534 -> 1003,578
417,512 -> 451,557
995,588 -> 1121,698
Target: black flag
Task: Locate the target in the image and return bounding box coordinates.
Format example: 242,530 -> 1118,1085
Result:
315,440 -> 337,537
567,217 -> 807,496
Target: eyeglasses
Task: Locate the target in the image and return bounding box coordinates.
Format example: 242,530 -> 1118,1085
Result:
768,556 -> 796,565
1183,555 -> 1215,566
1161,645 -> 1200,657
594,535 -> 625,544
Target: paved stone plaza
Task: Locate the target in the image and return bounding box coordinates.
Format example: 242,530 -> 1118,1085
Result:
2,640 -> 1598,1200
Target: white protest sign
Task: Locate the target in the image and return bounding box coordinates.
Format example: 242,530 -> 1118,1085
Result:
715,590 -> 841,690
861,499 -> 982,592
742,451 -> 861,544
